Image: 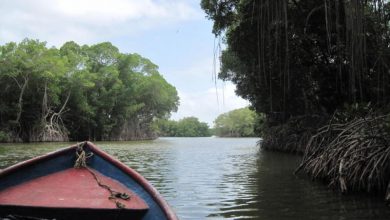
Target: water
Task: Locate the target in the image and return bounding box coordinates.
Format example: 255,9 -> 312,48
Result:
1,137 -> 390,219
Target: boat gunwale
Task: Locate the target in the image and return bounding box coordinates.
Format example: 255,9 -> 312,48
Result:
0,141 -> 178,220
86,141 -> 178,220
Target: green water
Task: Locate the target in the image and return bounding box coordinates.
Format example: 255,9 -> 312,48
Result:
1,137 -> 390,219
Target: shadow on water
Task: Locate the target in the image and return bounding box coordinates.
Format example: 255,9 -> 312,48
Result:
215,149 -> 390,220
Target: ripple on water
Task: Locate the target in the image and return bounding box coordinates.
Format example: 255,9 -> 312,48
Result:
2,138 -> 390,219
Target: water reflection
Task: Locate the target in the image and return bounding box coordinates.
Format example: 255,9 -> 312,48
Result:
99,140 -> 178,194
243,150 -> 390,220
210,143 -> 259,219
1,138 -> 390,219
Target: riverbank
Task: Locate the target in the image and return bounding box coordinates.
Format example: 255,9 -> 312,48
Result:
261,112 -> 390,203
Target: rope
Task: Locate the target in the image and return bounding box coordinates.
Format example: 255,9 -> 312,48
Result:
74,142 -> 93,168
87,169 -> 130,208
73,142 -> 131,208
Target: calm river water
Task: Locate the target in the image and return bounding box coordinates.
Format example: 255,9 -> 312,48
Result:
1,137 -> 390,219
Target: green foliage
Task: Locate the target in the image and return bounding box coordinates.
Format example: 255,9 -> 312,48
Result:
214,107 -> 260,137
0,39 -> 68,141
155,117 -> 211,137
202,0 -> 390,126
0,39 -> 179,142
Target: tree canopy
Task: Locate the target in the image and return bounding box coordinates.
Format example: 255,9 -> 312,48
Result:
214,107 -> 261,137
202,0 -> 390,126
0,39 -> 179,142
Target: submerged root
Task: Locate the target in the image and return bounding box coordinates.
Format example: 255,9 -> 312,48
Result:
295,113 -> 390,200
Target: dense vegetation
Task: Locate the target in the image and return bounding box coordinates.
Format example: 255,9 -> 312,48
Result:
0,39 -> 179,142
155,117 -> 211,137
214,107 -> 260,137
202,0 -> 390,199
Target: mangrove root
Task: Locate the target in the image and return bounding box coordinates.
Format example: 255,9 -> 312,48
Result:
295,113 -> 390,199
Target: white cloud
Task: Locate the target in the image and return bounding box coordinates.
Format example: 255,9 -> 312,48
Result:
0,0 -> 202,46
54,0 -> 198,24
171,82 -> 250,126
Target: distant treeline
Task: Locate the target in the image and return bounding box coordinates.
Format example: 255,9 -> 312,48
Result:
155,117 -> 211,137
155,108 -> 260,137
214,107 -> 261,137
0,39 -> 179,142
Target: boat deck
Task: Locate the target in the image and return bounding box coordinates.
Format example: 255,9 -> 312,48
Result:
0,168 -> 148,210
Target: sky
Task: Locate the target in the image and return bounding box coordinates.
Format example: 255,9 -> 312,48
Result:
0,0 -> 249,126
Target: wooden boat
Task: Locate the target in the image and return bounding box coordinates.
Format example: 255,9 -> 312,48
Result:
0,141 -> 178,220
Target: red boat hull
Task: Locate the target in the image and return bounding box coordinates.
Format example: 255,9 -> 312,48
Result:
0,142 -> 178,220
0,168 -> 148,210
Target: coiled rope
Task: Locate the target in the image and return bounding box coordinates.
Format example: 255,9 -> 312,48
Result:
74,142 -> 131,208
